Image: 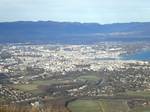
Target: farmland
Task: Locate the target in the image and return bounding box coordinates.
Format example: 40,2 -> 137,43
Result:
68,99 -> 129,112
69,99 -> 150,112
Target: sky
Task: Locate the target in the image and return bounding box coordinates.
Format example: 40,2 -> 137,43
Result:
0,0 -> 150,24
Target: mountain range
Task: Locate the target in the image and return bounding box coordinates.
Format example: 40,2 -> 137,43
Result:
0,21 -> 150,44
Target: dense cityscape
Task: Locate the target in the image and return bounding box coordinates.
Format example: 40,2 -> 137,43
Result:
0,42 -> 150,112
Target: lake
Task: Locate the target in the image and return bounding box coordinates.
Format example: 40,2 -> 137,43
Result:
121,50 -> 150,61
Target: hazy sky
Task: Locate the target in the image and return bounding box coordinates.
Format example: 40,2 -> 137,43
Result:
0,0 -> 150,23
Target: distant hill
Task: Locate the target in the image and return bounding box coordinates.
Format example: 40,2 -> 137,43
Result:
0,21 -> 150,44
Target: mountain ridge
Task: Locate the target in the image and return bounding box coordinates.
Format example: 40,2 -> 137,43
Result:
0,21 -> 150,44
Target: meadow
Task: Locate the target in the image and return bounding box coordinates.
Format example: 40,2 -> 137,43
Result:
68,99 -> 129,112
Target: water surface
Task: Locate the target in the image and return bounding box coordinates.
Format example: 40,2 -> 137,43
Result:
121,50 -> 150,61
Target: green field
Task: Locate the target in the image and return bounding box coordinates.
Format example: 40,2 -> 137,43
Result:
68,99 -> 129,112
100,100 -> 129,112
77,75 -> 100,82
69,99 -> 150,112
11,84 -> 38,91
11,79 -> 69,94
118,90 -> 150,98
126,91 -> 150,97
68,100 -> 101,112
130,106 -> 150,112
11,72 -> 101,94
0,97 -> 5,102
